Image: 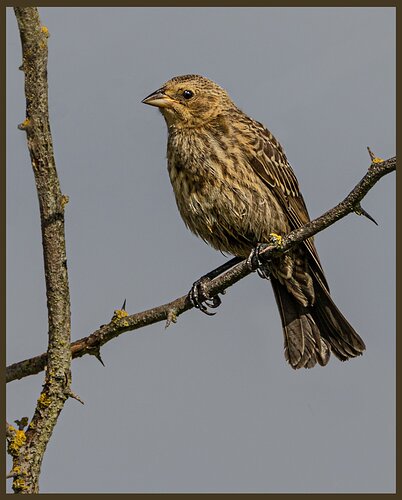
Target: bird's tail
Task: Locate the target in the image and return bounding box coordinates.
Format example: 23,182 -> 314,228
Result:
271,277 -> 366,369
312,279 -> 366,362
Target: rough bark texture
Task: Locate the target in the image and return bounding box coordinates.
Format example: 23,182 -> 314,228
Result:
6,156 -> 395,385
9,8 -> 72,493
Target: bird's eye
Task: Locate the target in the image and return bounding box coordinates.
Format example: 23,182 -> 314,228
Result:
182,90 -> 194,99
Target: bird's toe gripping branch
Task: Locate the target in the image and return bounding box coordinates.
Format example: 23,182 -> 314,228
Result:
247,244 -> 264,271
247,234 -> 282,278
189,276 -> 222,316
187,256 -> 242,315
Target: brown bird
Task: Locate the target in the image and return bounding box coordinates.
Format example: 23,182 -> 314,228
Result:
142,74 -> 366,369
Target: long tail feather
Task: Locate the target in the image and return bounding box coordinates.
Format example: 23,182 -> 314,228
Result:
271,278 -> 330,369
271,276 -> 365,369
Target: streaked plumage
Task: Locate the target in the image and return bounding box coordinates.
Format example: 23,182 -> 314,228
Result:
143,74 -> 365,369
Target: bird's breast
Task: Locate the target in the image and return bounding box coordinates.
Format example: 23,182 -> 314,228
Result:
166,127 -> 287,256
167,129 -> 224,207
167,133 -> 223,240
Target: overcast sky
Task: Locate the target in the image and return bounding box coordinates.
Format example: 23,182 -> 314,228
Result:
6,7 -> 395,493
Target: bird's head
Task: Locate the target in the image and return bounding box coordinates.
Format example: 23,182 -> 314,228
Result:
142,74 -> 234,129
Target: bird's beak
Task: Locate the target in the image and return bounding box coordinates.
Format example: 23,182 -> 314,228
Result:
142,89 -> 173,108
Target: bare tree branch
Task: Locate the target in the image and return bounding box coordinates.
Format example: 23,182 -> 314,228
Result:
6,155 -> 395,385
9,8 -> 72,494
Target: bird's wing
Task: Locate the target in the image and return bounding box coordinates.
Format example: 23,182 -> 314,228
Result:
244,119 -> 330,291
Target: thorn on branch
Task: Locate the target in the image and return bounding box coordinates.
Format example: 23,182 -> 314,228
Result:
60,194 -> 69,209
65,389 -> 85,405
91,346 -> 105,366
165,308 -> 178,328
18,118 -> 31,131
354,204 -> 378,225
14,417 -> 29,431
367,146 -> 384,165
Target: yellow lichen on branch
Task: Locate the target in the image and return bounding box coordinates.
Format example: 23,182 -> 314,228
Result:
112,308 -> 129,327
7,429 -> 27,457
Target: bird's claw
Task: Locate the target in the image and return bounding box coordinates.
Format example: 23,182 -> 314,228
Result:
246,243 -> 266,271
189,277 -> 222,315
247,244 -> 271,279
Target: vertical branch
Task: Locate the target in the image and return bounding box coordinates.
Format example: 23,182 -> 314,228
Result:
10,8 -> 72,493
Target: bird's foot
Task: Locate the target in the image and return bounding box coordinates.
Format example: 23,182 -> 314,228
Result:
247,240 -> 279,279
189,276 -> 222,316
246,243 -> 266,271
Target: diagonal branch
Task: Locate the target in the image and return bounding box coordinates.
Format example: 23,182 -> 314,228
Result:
9,8 -> 72,494
6,155 -> 395,385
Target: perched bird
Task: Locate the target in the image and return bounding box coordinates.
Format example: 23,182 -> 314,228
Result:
142,74 -> 366,369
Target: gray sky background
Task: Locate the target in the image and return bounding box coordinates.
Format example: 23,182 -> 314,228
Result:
6,7 -> 395,494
